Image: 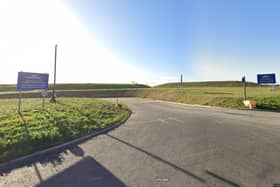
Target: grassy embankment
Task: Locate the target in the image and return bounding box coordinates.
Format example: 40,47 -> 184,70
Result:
0,81 -> 279,110
0,83 -> 149,98
137,81 -> 280,110
0,83 -> 149,94
0,98 -> 130,163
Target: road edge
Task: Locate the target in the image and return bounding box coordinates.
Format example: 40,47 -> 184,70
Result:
154,99 -> 225,109
0,110 -> 132,171
153,99 -> 280,113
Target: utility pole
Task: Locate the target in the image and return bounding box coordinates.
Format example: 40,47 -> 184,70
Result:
50,44 -> 57,103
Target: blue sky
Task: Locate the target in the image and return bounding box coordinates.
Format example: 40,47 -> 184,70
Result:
65,0 -> 280,83
0,0 -> 279,84
66,0 -> 191,79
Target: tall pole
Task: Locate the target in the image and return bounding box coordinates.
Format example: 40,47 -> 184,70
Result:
50,44 -> 57,103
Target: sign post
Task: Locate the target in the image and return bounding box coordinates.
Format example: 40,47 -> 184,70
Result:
242,76 -> 247,101
18,90 -> 22,114
257,73 -> 277,92
41,90 -> 48,110
17,72 -> 49,113
257,73 -> 276,85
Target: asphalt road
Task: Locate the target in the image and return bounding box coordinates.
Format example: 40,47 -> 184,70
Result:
1,98 -> 280,187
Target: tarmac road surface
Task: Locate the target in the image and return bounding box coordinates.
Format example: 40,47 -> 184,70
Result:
1,98 -> 280,187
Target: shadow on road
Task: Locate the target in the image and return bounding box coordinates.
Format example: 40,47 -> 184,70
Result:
0,145 -> 86,175
36,156 -> 126,187
106,134 -> 206,184
206,170 -> 240,187
0,113 -> 126,186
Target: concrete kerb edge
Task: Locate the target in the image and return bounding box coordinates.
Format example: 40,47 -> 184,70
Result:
0,110 -> 132,171
153,99 -> 280,113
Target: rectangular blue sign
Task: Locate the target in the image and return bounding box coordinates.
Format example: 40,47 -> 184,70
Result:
17,72 -> 49,90
257,73 -> 276,84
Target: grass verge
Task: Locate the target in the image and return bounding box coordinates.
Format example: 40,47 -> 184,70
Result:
137,88 -> 280,110
0,98 -> 130,163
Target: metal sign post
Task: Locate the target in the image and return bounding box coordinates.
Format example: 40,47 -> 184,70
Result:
17,72 -> 49,113
41,90 -> 48,110
18,90 -> 22,114
17,72 -> 49,90
42,97 -> 45,110
257,73 -> 276,85
257,73 -> 277,93
242,76 -> 247,101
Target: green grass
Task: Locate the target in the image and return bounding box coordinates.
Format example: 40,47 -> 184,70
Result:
255,95 -> 280,110
155,81 -> 259,88
0,83 -> 149,92
1,81 -> 279,110
0,98 -> 130,163
137,86 -> 280,110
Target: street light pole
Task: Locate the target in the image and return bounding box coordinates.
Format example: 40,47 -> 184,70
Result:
50,44 -> 57,103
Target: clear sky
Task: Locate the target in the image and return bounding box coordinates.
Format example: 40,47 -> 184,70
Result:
0,0 -> 279,85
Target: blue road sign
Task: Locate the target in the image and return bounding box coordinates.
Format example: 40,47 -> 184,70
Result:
17,72 -> 49,90
257,73 -> 276,84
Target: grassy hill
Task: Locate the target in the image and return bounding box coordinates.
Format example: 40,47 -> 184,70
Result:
155,81 -> 258,88
0,83 -> 150,92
